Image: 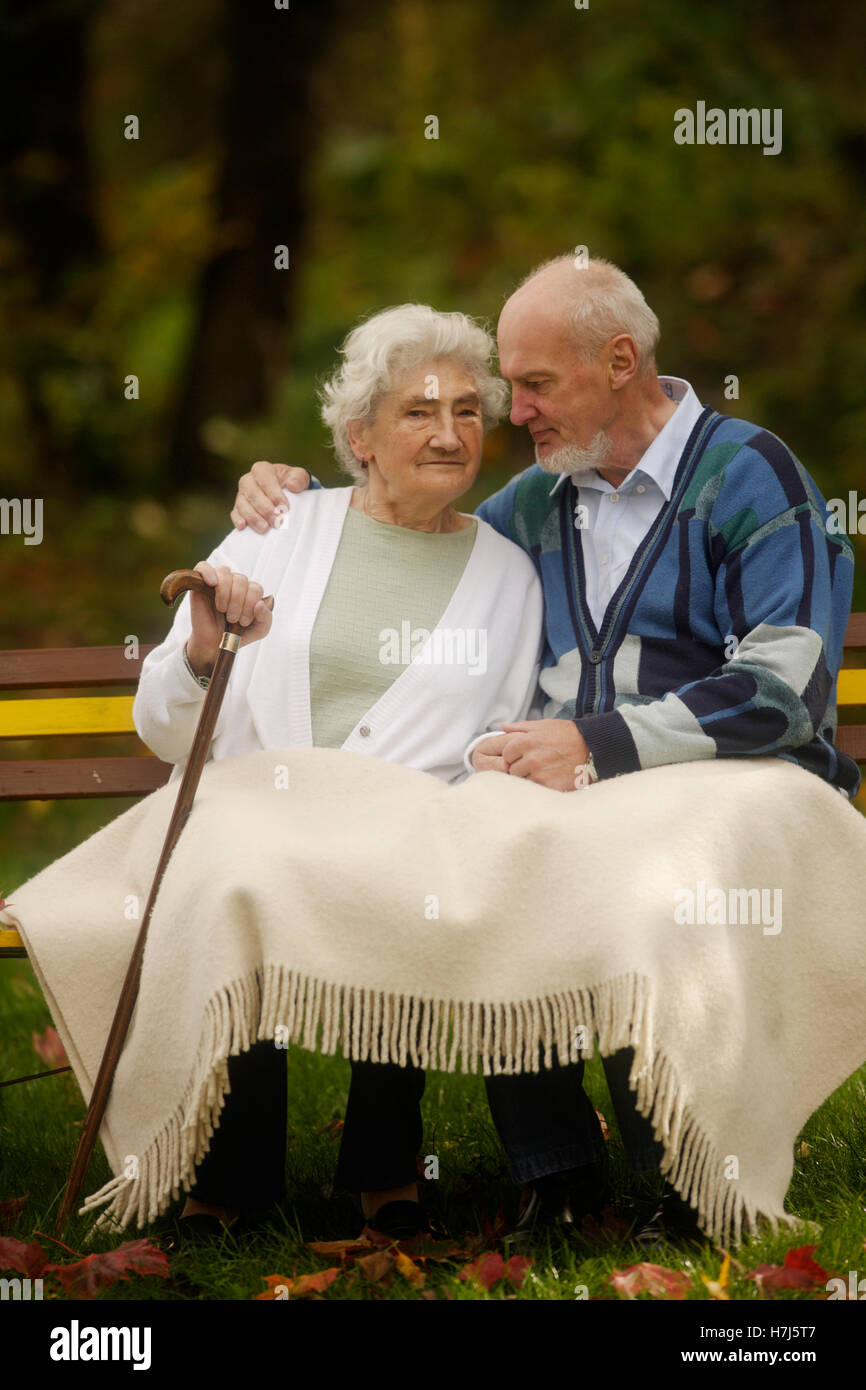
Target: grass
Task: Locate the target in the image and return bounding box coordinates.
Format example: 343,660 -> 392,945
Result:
3,950 -> 866,1302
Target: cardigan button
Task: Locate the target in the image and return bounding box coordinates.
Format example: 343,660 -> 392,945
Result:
359,725 -> 371,737
588,650 -> 602,664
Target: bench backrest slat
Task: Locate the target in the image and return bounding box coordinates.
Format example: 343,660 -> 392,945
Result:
843,612 -> 866,650
0,756 -> 172,800
0,645 -> 157,690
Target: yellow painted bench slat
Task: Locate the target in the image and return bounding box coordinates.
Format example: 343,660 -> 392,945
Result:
0,696 -> 136,739
0,673 -> 860,742
838,670 -> 866,705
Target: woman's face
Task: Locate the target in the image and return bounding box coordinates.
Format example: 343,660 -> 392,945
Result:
352,358 -> 485,505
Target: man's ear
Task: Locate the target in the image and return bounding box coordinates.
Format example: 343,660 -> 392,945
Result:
608,334 -> 639,389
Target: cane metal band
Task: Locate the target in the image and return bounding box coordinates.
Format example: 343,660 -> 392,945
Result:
219,631 -> 242,653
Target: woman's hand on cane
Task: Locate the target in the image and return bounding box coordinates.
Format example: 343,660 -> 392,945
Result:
185,561 -> 273,677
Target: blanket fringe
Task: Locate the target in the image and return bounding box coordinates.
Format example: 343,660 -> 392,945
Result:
81,966 -> 797,1246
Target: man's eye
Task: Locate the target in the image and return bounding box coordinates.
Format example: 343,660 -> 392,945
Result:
407,409 -> 428,417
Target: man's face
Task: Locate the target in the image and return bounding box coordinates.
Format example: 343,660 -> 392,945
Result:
497,294 -> 614,474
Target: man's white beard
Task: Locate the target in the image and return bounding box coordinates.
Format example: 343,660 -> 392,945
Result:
535,430 -> 612,475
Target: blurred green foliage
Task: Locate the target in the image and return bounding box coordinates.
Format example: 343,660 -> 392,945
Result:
0,0 -> 863,724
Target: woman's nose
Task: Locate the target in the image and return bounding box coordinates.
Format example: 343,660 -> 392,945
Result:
430,418 -> 461,450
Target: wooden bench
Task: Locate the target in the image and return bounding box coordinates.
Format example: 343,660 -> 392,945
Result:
2,617 -> 865,968
0,643 -> 171,961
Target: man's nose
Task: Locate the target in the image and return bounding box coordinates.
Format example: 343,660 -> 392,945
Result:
510,390 -> 537,427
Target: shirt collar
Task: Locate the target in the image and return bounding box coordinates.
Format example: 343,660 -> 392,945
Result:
546,377 -> 704,499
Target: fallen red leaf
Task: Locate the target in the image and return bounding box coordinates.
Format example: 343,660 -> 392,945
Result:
607,1261 -> 692,1300
45,1239 -> 169,1298
31,1026 -> 68,1069
256,1268 -> 340,1299
458,1251 -> 505,1290
783,1245 -> 831,1283
0,1196 -> 28,1234
503,1254 -> 533,1288
745,1244 -> 831,1294
0,1236 -> 47,1277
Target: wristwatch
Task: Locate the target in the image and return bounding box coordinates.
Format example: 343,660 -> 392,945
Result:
573,753 -> 598,789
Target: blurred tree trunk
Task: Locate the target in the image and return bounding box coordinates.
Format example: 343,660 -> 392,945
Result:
169,0 -> 338,483
0,0 -> 104,485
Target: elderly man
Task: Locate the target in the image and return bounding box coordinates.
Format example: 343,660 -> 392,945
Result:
228,256 -> 859,1241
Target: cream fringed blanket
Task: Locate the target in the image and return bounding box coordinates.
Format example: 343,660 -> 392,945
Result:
3,748 -> 866,1243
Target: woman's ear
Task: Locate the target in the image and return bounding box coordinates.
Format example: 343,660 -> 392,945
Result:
346,419 -> 368,464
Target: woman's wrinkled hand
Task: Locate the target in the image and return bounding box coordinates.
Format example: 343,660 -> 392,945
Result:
185,561 -> 273,676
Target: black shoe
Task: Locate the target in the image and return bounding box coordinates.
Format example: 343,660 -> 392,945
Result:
634,1181 -> 704,1248
364,1200 -> 430,1241
507,1164 -> 608,1243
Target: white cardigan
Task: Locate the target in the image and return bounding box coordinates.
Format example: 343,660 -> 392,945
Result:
133,486 -> 544,785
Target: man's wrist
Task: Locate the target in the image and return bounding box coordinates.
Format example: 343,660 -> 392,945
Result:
573,712 -> 640,779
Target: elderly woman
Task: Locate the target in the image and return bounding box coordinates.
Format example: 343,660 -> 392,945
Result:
133,304 -> 543,1242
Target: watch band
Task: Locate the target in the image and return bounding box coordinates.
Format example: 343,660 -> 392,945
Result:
573,753 -> 598,788
183,642 -> 211,690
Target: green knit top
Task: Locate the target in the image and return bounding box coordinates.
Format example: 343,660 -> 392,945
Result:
309,504 -> 477,748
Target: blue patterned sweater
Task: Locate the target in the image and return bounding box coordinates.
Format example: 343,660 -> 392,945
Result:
476,406 -> 860,797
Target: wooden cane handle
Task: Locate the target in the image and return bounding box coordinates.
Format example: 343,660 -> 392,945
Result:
160,568 -> 275,614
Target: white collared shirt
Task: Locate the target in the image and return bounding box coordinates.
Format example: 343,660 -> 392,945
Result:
548,377 -> 705,630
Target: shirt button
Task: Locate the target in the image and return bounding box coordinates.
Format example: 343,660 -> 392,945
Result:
600,553 -> 610,565
609,493 -> 620,503
588,650 -> 602,664
359,725 -> 371,738
636,484 -> 646,494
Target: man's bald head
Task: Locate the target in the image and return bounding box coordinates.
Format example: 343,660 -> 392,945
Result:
500,255 -> 660,376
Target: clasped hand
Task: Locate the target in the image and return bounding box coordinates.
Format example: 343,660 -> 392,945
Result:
471,720 -> 591,792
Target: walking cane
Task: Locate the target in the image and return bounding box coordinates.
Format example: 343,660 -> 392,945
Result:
55,568 -> 274,1236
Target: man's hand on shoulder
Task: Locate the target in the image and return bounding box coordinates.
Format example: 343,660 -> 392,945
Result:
230,460 -> 313,532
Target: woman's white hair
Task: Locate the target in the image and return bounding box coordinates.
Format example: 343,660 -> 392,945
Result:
518,255 -> 660,373
319,303 -> 508,482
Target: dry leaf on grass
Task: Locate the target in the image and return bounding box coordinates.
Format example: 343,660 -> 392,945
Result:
745,1245 -> 831,1295
46,1239 -> 169,1298
0,1236 -> 47,1277
256,1268 -> 340,1299
607,1261 -> 692,1300
458,1251 -> 533,1290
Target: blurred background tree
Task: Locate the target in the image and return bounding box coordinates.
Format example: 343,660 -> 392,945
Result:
0,0 -> 864,645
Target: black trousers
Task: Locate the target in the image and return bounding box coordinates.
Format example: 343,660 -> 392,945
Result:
187,1038 -> 663,1206
188,1041 -> 288,1209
